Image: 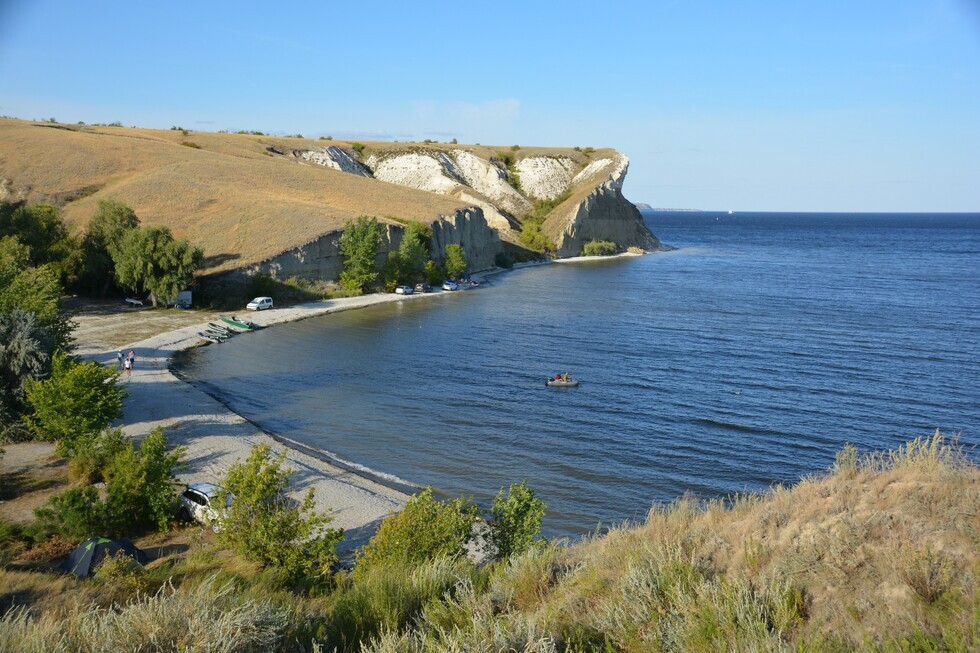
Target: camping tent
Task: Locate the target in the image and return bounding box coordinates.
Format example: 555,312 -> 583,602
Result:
59,537 -> 148,578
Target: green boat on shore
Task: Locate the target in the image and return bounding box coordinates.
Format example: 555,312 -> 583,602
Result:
219,315 -> 258,331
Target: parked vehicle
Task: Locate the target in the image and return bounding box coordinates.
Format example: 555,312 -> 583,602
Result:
246,296 -> 273,310
414,283 -> 432,293
178,482 -> 232,532
394,285 -> 414,295
442,280 -> 459,291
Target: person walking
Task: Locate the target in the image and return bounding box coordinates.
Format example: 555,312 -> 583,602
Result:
123,356 -> 132,378
116,351 -> 123,370
127,350 -> 136,369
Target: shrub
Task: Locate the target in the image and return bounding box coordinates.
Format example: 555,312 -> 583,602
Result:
180,141 -> 201,149
104,427 -> 184,532
338,216 -> 384,294
218,443 -> 344,585
67,428 -> 129,484
484,481 -> 546,561
580,240 -> 607,257
34,485 -> 107,540
581,240 -> 618,257
444,244 -> 467,280
519,220 -> 555,254
351,142 -> 365,154
24,351 -> 125,457
355,487 -> 478,580
423,259 -> 445,285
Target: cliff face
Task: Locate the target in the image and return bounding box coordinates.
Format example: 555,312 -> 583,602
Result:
242,207 -> 500,282
290,144 -> 661,265
547,156 -> 662,256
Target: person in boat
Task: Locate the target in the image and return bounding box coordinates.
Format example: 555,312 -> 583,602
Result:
562,372 -> 569,382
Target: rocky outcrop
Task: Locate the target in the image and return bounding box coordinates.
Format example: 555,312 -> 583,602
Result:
514,156 -> 575,200
548,155 -> 662,257
300,146 -> 372,177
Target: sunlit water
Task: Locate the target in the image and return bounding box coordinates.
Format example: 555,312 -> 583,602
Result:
174,212 -> 980,537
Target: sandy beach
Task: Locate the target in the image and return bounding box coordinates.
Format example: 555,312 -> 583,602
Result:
82,291 -> 453,555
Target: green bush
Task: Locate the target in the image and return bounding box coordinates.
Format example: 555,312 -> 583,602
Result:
444,244 -> 467,280
351,142 -> 365,154
519,220 -> 555,254
484,481 -> 546,561
67,428 -> 129,484
423,259 -> 445,285
581,240 -> 618,257
34,485 -> 107,540
105,427 -> 184,532
354,487 -> 478,581
218,443 -> 344,585
338,216 -> 384,294
24,351 -> 125,457
180,141 -> 201,149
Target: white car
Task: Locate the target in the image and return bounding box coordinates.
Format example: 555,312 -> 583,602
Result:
246,296 -> 273,310
442,280 -> 459,291
178,482 -> 232,532
394,285 -> 414,295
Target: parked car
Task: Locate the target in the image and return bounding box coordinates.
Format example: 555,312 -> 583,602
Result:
178,482 -> 232,532
394,285 -> 414,295
414,283 -> 432,293
442,280 -> 459,291
246,296 -> 273,310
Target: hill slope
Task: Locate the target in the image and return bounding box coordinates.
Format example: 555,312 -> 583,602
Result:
0,119 -> 660,278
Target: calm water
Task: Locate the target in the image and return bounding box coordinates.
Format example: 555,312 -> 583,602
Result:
175,212 -> 980,537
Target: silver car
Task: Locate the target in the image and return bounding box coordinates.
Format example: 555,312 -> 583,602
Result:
178,482 -> 232,532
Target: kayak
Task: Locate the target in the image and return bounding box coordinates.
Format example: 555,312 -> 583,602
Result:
546,378 -> 579,387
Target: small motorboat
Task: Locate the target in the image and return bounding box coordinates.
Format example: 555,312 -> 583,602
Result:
546,376 -> 579,388
220,315 -> 258,331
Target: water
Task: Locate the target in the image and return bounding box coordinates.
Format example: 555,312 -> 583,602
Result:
174,212 -> 980,537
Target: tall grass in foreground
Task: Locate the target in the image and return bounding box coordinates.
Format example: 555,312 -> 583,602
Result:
0,433 -> 975,652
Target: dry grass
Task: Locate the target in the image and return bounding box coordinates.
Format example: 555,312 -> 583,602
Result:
0,119 -> 626,275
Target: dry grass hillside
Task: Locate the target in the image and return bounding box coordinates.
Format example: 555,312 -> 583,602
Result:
0,433 -> 975,651
0,119 -> 471,273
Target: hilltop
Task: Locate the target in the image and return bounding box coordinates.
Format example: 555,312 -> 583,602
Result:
0,119 -> 659,281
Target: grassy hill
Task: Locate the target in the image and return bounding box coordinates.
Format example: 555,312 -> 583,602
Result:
0,119 -> 638,276
0,119 -> 472,274
1,432 -> 975,651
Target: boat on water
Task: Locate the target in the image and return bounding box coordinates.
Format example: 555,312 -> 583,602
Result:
546,374 -> 579,388
220,315 -> 258,331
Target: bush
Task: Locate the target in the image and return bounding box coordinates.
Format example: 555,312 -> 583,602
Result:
484,481 -> 546,561
67,428 -> 129,484
444,244 -> 467,280
581,240 -> 618,257
519,220 -> 555,254
24,351 -> 125,457
180,141 -> 201,149
355,487 -> 478,581
34,485 -> 107,540
351,142 -> 365,154
423,259 -> 445,285
218,443 -> 344,585
104,427 -> 184,532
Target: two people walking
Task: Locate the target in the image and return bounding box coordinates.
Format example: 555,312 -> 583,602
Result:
118,350 -> 136,378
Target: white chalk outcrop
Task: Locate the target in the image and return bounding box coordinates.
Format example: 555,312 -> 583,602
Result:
300,146 -> 372,177
453,151 -> 531,217
366,152 -> 465,194
514,156 -> 576,200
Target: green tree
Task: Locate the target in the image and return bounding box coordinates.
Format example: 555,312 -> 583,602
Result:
354,487 -> 478,580
395,221 -> 431,284
0,201 -> 79,284
218,444 -> 344,584
444,244 -> 467,280
105,427 -> 184,531
112,226 -> 203,306
338,216 -> 384,294
0,262 -> 74,352
422,259 -> 445,285
0,310 -> 53,434
484,481 -> 546,561
80,199 -> 140,297
24,351 -> 125,457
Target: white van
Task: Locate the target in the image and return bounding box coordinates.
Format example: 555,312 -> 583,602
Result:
246,296 -> 273,310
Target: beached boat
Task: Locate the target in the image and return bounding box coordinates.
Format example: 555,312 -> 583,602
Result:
546,377 -> 579,388
197,331 -> 226,343
220,315 -> 257,331
207,322 -> 234,335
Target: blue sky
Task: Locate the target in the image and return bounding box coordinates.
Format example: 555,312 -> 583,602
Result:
1,0 -> 978,211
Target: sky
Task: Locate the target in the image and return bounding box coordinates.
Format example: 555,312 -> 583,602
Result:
1,0 -> 978,212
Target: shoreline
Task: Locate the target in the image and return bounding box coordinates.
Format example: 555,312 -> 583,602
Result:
91,253 -> 649,555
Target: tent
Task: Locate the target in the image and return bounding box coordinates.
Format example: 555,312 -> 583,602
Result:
58,537 -> 148,578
